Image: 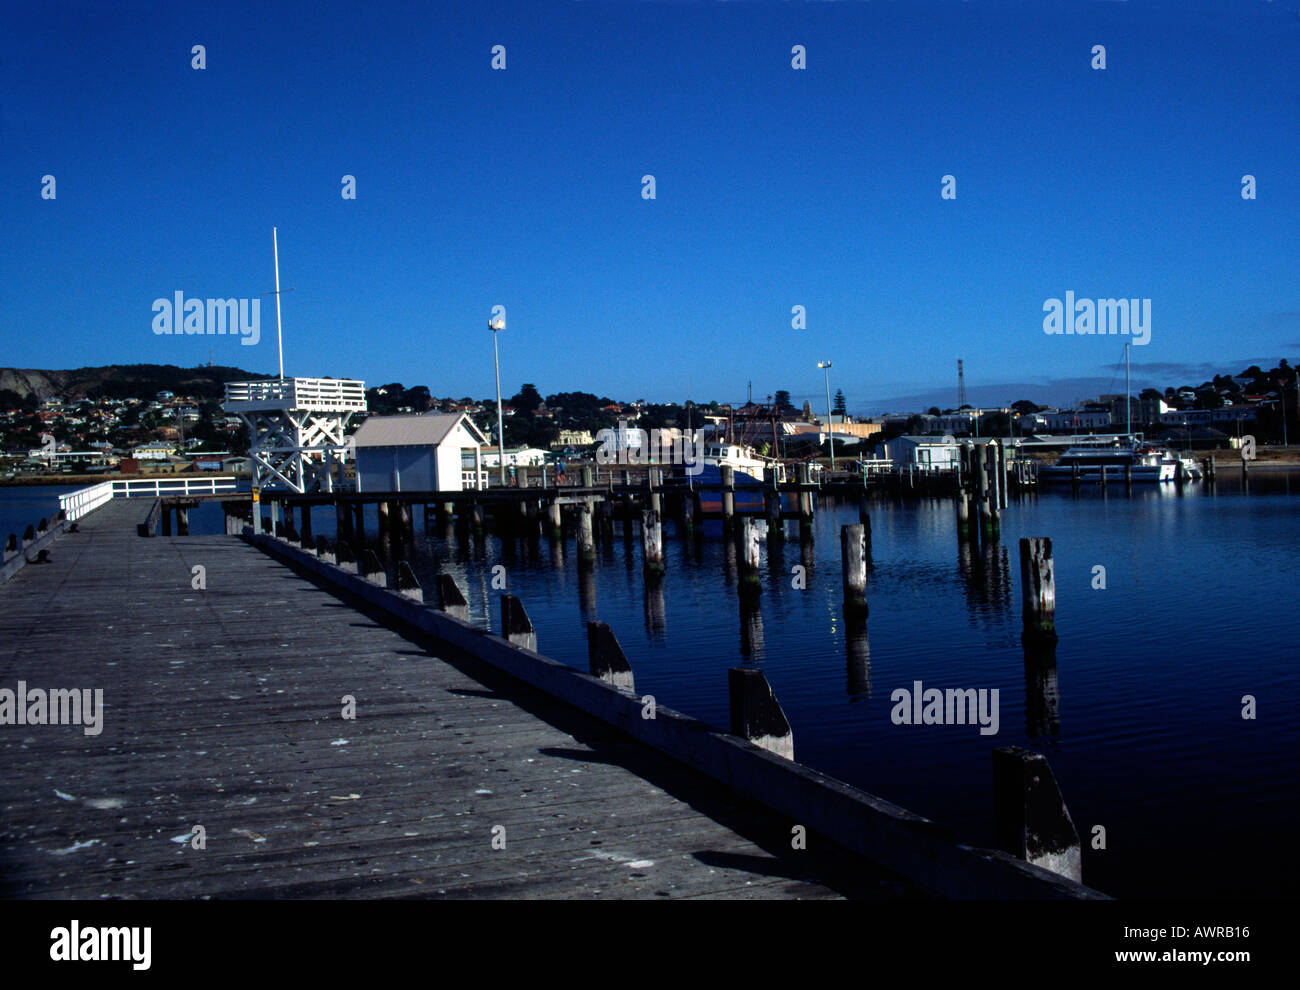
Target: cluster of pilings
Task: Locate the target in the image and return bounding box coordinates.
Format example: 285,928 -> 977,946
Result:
955,440 -> 1008,541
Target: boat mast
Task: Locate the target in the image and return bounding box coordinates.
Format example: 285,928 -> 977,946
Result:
1125,342 -> 1131,441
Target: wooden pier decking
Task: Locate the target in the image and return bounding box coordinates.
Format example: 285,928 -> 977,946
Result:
0,498 -> 916,899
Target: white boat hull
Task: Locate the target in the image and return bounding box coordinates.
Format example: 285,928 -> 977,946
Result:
1040,462 -> 1176,483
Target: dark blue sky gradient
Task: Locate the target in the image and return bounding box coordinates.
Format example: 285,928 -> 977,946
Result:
2,1 -> 1297,413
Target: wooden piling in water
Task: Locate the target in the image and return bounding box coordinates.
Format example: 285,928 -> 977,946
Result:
841,523 -> 868,614
586,620 -> 635,692
336,500 -> 353,544
359,549 -> 386,586
738,518 -> 761,593
641,509 -> 664,575
316,535 -> 335,564
728,667 -> 794,760
681,491 -> 695,532
1018,537 -> 1057,641
993,746 -> 1082,882
998,441 -> 1009,509
577,504 -> 595,564
396,561 -> 423,602
335,540 -> 358,574
721,466 -> 736,533
501,594 -> 537,651
764,488 -> 781,536
547,500 -> 562,539
176,506 -> 189,536
797,462 -> 814,528
436,574 -> 469,621
299,506 -> 312,547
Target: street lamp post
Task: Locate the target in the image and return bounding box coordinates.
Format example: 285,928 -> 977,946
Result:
818,361 -> 835,471
490,317 -> 506,485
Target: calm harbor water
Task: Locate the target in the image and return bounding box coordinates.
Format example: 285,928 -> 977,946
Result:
5,477 -> 1296,897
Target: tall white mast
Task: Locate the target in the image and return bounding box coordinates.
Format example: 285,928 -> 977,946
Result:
273,226 -> 285,380
1125,342 -> 1131,439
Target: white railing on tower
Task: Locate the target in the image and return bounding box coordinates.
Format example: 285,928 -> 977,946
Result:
223,378 -> 367,411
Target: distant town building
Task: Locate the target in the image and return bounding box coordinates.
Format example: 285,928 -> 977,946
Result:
555,429 -> 594,448
132,441 -> 176,460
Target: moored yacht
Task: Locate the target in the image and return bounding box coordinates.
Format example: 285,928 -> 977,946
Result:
1039,439 -> 1178,483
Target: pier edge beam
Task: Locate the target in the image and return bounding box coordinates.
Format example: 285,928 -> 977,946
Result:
993,746 -> 1083,883
728,667 -> 794,761
586,620 -> 636,693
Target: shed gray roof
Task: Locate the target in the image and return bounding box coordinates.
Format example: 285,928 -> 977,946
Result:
351,413 -> 484,448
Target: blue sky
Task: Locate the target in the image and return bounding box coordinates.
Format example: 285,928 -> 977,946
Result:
2,0 -> 1297,414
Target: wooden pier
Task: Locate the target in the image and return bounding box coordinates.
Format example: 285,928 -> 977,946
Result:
0,492 -> 1103,900
0,498 -> 915,899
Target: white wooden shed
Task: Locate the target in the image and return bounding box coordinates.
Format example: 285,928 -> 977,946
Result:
351,413 -> 488,493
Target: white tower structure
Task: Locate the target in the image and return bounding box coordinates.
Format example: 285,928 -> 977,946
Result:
221,227 -> 366,493
223,377 -> 366,492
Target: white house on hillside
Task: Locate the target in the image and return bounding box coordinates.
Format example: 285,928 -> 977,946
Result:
351,413 -> 488,492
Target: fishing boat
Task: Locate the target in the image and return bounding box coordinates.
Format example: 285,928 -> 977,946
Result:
699,441 -> 786,484
692,442 -> 798,525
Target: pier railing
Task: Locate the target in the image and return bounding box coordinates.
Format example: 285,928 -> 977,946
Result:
58,476 -> 239,521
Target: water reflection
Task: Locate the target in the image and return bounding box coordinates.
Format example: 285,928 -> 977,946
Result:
845,612 -> 871,699
578,565 -> 597,620
1023,634 -> 1061,739
643,576 -> 666,640
739,595 -> 765,661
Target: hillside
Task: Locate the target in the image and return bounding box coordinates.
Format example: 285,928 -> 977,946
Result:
0,364 -> 272,403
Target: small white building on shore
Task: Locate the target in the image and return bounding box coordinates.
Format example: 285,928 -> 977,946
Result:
875,436 -> 961,469
351,413 -> 488,493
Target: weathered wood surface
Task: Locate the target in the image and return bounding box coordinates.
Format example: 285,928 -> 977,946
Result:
0,498 -> 916,899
